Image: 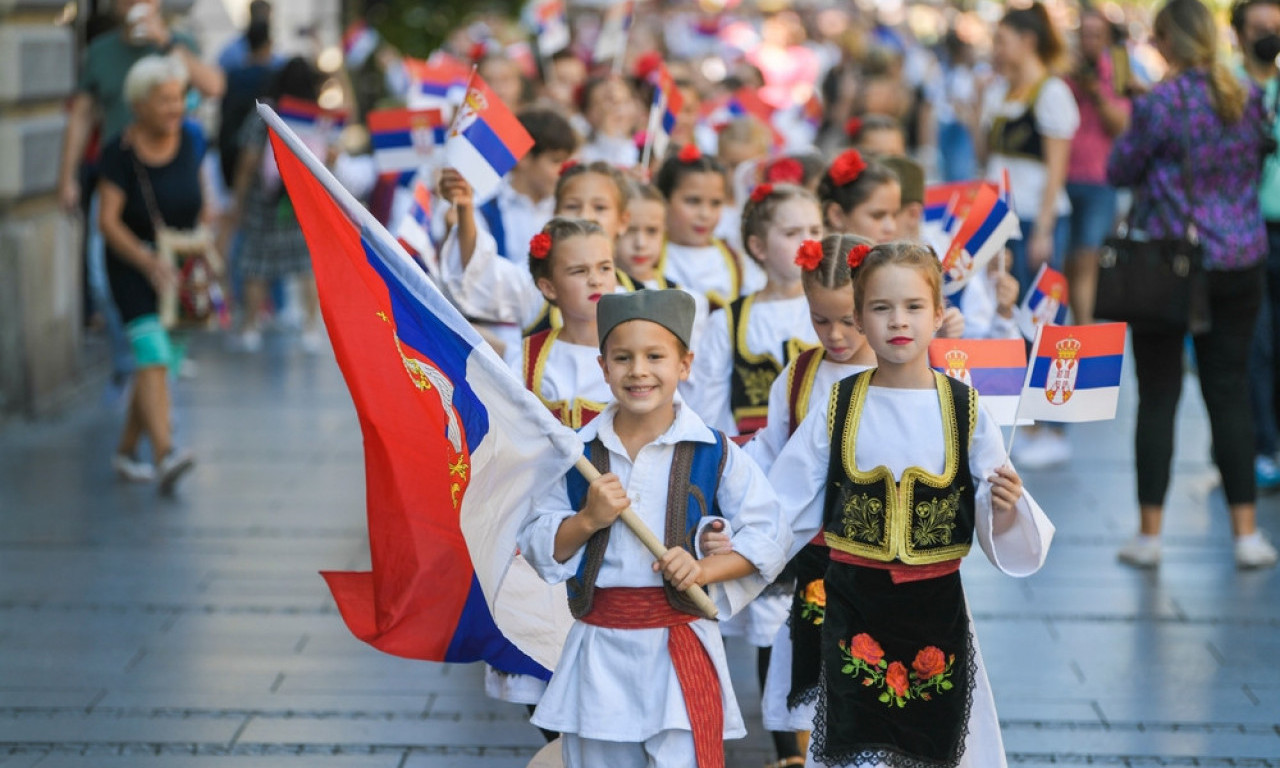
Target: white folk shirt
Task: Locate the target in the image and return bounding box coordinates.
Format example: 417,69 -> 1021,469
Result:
517,403 -> 791,742
688,295 -> 818,435
513,333 -> 614,412
476,181 -> 557,270
744,359 -> 872,476
769,382 -> 1055,768
661,241 -> 767,306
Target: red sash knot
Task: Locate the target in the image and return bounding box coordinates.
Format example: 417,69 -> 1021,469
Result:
580,587 -> 724,768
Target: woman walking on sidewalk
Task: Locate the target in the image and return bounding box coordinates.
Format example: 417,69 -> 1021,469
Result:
97,54 -> 201,493
1107,0 -> 1275,569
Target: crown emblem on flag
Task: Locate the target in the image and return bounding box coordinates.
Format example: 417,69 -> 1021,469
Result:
464,89 -> 488,113
945,348 -> 968,369
1055,337 -> 1081,360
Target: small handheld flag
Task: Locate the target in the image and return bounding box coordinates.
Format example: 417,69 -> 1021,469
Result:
368,107 -> 446,180
405,55 -> 471,113
641,64 -> 684,170
594,0 -> 634,72
277,95 -> 347,145
342,20 -> 379,70
444,72 -> 535,201
929,338 -> 1030,427
939,183 -> 1022,296
525,0 -> 570,57
1016,322 -> 1126,424
1018,263 -> 1070,340
394,175 -> 436,274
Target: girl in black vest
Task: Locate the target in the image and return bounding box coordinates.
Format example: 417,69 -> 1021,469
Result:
769,243 -> 1055,767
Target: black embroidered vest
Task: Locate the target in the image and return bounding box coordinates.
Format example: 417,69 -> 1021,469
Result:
988,78 -> 1047,163
822,370 -> 978,565
727,295 -> 812,436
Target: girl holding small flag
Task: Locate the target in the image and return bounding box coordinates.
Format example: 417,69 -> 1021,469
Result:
518,289 -> 791,768
769,243 -> 1054,768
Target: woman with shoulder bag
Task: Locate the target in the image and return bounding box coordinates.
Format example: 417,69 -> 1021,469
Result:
97,54 -> 206,493
1106,0 -> 1275,569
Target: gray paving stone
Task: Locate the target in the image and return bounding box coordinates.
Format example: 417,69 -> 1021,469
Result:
0,712 -> 245,743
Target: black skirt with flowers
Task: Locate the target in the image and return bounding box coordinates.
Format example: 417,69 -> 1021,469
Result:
814,562 -> 974,768
788,541 -> 830,709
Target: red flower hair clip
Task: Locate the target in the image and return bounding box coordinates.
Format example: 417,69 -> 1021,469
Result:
749,183 -> 774,204
634,51 -> 663,83
845,116 -> 863,138
795,240 -> 824,271
829,149 -> 867,187
559,159 -> 579,176
846,243 -> 872,270
530,233 -> 553,260
677,143 -> 702,163
765,157 -> 804,185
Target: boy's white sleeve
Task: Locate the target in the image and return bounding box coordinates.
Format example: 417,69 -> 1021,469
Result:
516,475 -> 585,584
703,443 -> 791,618
742,361 -> 794,476
437,225 -> 546,328
969,401 -> 1055,576
687,309 -> 736,434
768,400 -> 831,559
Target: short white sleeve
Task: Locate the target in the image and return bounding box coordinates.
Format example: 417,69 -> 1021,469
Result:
1032,77 -> 1080,140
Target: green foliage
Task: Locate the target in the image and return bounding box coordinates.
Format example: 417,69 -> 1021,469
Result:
362,0 -> 526,60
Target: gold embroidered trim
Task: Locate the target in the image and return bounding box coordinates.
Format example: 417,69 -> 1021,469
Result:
790,349 -> 826,427
825,370 -> 971,565
657,239 -> 742,308
528,328 -> 608,428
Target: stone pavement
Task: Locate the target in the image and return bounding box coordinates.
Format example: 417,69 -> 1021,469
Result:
1,330 -> 1278,767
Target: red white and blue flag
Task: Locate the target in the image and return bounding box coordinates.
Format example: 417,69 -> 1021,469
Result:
525,0 -> 570,57
940,182 -> 1022,295
1017,323 -> 1127,423
645,64 -> 684,163
445,73 -> 535,201
368,107 -> 446,182
342,20 -> 379,70
406,55 -> 471,113
395,175 -> 436,272
923,180 -> 992,224
1018,263 -> 1070,340
930,338 -> 1029,426
277,95 -> 348,144
260,104 -> 580,674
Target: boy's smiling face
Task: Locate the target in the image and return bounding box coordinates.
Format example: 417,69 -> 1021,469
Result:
598,320 -> 692,419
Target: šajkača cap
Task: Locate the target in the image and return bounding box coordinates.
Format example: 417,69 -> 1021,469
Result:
882,155 -> 924,206
597,289 -> 696,351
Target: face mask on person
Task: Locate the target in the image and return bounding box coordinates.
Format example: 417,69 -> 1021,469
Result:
1254,34 -> 1280,65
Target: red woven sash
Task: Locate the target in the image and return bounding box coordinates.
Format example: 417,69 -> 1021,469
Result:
580,587 -> 723,768
830,549 -> 961,584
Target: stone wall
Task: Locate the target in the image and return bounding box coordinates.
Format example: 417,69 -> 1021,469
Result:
0,0 -> 80,421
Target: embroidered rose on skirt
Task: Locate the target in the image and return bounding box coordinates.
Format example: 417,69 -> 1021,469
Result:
801,579 -> 826,625
838,633 -> 956,708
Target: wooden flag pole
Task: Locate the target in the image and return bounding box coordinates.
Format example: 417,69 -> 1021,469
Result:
573,456 -> 720,619
639,91 -> 662,181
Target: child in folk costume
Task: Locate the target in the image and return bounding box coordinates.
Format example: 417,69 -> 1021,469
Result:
688,182 -> 823,440
518,290 -> 792,768
741,235 -> 877,764
437,161 -> 634,362
655,146 -> 765,311
770,243 -> 1054,768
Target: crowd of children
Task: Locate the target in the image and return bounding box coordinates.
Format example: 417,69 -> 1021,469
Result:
330,5 -> 1071,767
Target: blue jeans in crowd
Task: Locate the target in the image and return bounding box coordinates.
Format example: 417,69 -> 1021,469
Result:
1006,215 -> 1071,292
938,121 -> 977,183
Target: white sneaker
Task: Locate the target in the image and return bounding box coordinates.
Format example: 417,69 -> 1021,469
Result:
156,449 -> 195,495
300,328 -> 324,355
1235,532 -> 1278,569
1118,535 -> 1162,568
112,453 -> 155,482
240,328 -> 262,353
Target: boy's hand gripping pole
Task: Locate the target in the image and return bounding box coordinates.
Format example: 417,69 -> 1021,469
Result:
573,456 -> 720,619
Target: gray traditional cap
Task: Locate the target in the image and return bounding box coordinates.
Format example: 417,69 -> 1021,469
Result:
597,289 -> 696,350
882,155 -> 924,206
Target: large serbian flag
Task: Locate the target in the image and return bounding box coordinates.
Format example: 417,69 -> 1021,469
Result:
259,103 -> 580,673
929,338 -> 1029,427
1017,322 -> 1127,423
445,73 -> 535,201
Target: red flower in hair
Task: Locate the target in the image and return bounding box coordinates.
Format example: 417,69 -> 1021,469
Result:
677,144 -> 702,163
765,158 -> 804,185
795,240 -> 824,271
530,233 -> 553,260
749,183 -> 774,204
846,244 -> 871,270
634,51 -> 663,83
469,41 -> 488,64
559,159 -> 579,176
829,150 -> 867,187
845,116 -> 863,138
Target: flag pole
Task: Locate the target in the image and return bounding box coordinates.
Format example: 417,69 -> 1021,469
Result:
446,65 -> 478,138
1008,322 -> 1045,459
639,91 -> 662,181
611,3 -> 630,77
573,456 -> 720,619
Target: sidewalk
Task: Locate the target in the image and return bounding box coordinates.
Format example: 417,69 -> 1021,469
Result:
1,331 -> 1278,766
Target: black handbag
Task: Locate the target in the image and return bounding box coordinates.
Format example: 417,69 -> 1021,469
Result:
1095,79 -> 1211,335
